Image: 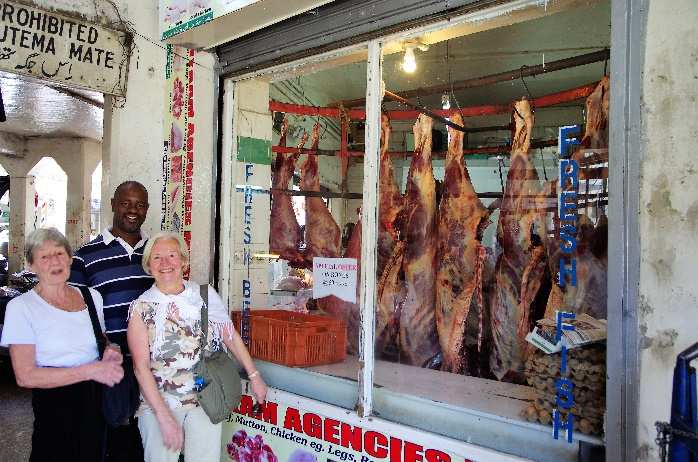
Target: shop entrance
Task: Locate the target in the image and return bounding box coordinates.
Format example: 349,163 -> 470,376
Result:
217,0 -> 634,460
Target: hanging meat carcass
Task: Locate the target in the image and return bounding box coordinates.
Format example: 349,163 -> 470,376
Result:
399,114 -> 441,368
435,113 -> 491,374
375,114 -> 408,359
490,98 -> 548,383
541,186 -> 608,320
270,119 -> 307,267
376,240 -> 406,359
301,123 -> 342,266
543,77 -> 610,320
323,117 -> 399,355
378,113 -> 405,278
575,77 -> 609,155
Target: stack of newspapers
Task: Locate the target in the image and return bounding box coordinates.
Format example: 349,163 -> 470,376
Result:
525,314 -> 607,354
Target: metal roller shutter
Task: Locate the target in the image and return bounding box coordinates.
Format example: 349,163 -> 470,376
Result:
216,0 -> 495,77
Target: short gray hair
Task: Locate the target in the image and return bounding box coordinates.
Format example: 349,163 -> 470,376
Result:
142,231 -> 189,275
25,228 -> 72,264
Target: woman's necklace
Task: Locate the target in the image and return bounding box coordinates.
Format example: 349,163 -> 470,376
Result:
35,284 -> 84,312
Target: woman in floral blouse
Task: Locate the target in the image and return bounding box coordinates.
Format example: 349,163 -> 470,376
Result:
127,232 -> 267,462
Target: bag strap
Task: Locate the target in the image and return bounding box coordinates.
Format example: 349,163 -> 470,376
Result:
198,284 -> 208,360
79,286 -> 106,359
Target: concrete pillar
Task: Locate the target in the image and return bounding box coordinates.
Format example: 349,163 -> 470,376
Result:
55,141 -> 101,250
8,174 -> 36,273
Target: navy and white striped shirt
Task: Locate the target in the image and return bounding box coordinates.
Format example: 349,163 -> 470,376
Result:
69,228 -> 154,351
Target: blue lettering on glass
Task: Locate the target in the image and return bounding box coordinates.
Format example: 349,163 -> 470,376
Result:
552,130 -> 579,444
558,258 -> 577,287
555,377 -> 575,408
558,125 -> 582,159
559,194 -> 578,222
560,344 -> 569,374
556,311 -> 576,340
559,159 -> 579,189
240,163 -> 254,344
559,224 -> 577,253
553,409 -> 575,443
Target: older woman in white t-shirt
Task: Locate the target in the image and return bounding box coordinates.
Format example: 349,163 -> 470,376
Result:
0,227 -> 124,462
128,231 -> 267,462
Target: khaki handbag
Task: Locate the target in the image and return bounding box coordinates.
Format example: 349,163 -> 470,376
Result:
193,284 -> 242,424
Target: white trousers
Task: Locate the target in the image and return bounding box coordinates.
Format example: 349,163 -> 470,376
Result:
138,406 -> 222,462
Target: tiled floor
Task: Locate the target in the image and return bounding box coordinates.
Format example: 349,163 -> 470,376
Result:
0,359 -> 32,462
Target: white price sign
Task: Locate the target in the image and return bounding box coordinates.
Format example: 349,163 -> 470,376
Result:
312,257 -> 358,303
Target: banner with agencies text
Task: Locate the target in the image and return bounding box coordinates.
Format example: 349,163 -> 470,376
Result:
221,392 -> 528,462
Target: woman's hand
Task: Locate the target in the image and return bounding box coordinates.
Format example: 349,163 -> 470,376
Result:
250,374 -> 268,405
103,344 -> 123,364
90,359 -> 124,387
156,409 -> 183,451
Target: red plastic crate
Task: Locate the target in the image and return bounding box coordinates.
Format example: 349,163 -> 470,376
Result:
232,310 -> 347,367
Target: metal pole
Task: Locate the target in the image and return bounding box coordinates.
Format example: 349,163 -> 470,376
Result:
336,49 -> 610,107
384,89 -> 467,132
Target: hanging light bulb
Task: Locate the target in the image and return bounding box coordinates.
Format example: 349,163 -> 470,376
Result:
441,92 -> 451,110
402,46 -> 417,73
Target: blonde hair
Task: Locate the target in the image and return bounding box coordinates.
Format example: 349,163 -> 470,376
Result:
141,232 -> 189,275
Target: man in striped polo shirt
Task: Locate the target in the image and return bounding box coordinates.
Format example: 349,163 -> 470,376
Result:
70,181 -> 153,462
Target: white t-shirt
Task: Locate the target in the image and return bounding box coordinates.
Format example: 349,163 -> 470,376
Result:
0,287 -> 105,367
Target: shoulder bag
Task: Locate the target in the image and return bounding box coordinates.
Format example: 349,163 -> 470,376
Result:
81,286 -> 140,427
193,284 -> 243,424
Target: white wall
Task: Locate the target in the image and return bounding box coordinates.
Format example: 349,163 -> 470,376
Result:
636,0 -> 698,459
101,0 -> 167,239
95,1 -> 216,283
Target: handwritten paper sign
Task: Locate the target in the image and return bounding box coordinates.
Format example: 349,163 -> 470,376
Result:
312,258 -> 358,303
0,1 -> 131,95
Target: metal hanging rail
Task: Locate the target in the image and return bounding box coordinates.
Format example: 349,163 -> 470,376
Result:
271,138 -> 559,158
333,49 -> 610,108
269,81 -> 600,122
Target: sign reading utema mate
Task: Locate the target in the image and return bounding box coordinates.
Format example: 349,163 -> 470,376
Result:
0,1 -> 130,95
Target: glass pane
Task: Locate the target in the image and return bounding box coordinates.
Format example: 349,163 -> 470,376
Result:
373,0 -> 611,446
229,50 -> 368,408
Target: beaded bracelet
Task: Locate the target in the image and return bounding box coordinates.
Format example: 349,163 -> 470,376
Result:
248,370 -> 260,379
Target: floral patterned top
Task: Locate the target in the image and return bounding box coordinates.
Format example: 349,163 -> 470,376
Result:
129,280 -> 234,415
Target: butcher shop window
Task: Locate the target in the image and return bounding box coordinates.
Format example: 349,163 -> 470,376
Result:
233,52 -> 370,393
371,0 -> 610,443
229,0 -> 611,448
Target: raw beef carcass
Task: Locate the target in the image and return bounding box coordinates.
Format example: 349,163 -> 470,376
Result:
378,113 -> 405,277
490,98 -> 548,382
435,113 -> 491,374
269,119 -> 306,267
572,76 -> 609,180
543,77 -> 610,320
375,240 -> 406,359
542,184 -> 608,320
301,123 -> 342,266
399,114 -> 441,367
